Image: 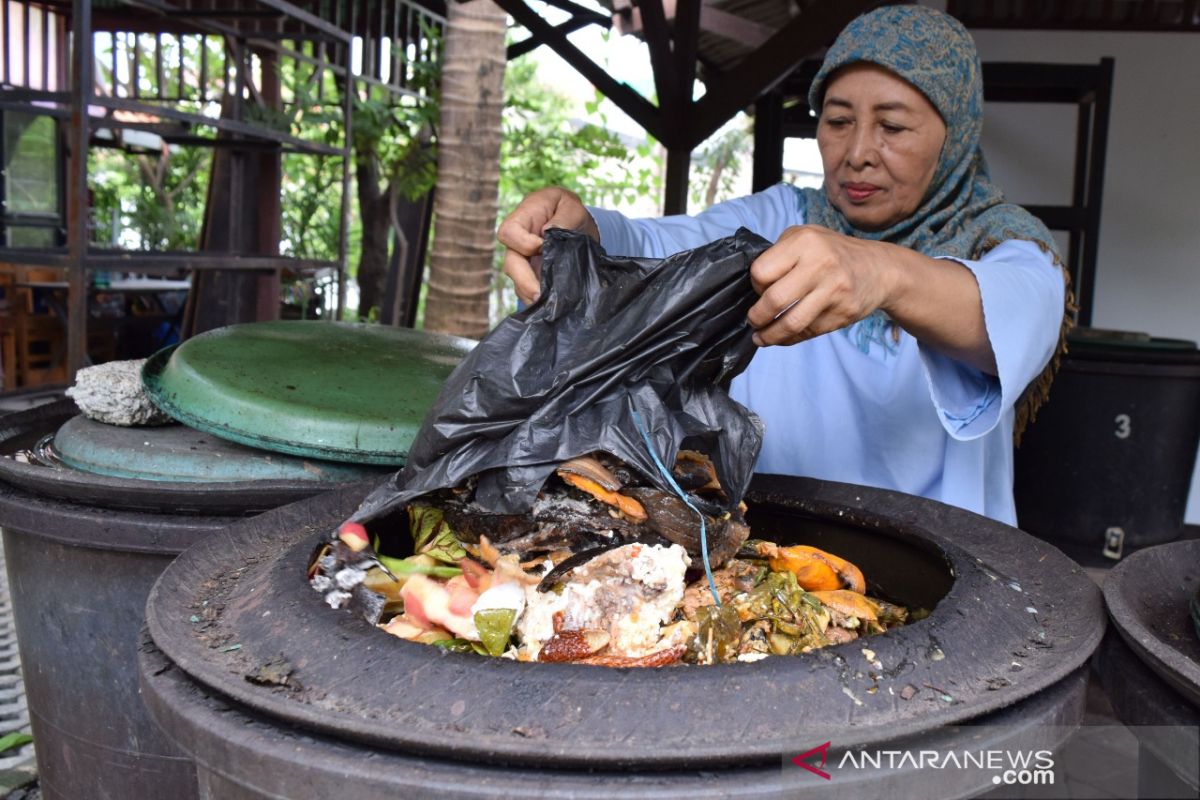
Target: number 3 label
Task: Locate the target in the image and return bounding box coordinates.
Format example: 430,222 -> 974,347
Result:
1114,413 -> 1131,439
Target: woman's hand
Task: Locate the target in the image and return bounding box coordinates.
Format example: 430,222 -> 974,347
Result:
748,225 -> 998,375
747,225 -> 895,346
498,187 -> 599,305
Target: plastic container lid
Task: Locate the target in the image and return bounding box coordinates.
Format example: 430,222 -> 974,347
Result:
142,321 -> 474,465
1065,327 -> 1200,367
49,415 -> 383,483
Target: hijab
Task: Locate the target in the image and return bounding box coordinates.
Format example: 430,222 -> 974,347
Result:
795,4 -> 1073,439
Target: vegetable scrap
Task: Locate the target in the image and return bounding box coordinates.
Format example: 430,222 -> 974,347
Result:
309,450 -> 908,666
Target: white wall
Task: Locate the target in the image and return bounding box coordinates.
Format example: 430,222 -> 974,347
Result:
967,30 -> 1200,522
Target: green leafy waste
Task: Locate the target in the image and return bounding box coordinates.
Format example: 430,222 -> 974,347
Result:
375,554 -> 462,579
0,732 -> 32,754
474,608 -> 517,657
408,504 -> 467,564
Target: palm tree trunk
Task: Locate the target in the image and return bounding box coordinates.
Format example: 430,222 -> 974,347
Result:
423,0 -> 507,338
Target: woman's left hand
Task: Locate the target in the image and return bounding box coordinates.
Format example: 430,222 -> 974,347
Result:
747,225 -> 896,347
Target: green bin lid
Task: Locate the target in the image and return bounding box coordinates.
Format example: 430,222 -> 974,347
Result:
142,321 -> 475,465
50,415 -> 384,483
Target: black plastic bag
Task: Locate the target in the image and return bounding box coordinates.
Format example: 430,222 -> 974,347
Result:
352,227 -> 771,524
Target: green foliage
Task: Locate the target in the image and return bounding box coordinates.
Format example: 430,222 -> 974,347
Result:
273,40 -> 352,266
352,91 -> 439,203
689,115 -> 752,209
80,21 -> 673,329
279,153 -> 344,261
491,57 -> 664,321
352,21 -> 444,202
499,58 -> 649,211
89,142 -> 209,250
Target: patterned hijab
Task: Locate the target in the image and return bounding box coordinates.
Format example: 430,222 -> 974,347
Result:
796,4 -> 1072,438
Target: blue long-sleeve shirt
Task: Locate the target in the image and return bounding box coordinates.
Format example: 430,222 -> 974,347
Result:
589,183 -> 1065,525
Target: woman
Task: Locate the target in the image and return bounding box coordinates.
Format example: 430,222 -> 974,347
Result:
498,6 -> 1071,526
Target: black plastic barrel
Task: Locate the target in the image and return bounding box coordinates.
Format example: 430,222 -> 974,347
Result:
1094,631 -> 1200,796
139,475 -> 1104,799
139,638 -> 1088,800
0,401 -> 382,800
1014,329 -> 1200,564
0,482 -> 235,800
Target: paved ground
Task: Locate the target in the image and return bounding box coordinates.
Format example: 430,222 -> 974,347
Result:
0,392 -> 58,799
0,538 -> 35,798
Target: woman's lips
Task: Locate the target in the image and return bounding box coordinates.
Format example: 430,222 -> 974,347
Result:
843,183 -> 881,202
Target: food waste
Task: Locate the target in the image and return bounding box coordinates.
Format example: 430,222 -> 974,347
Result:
309,451 -> 911,666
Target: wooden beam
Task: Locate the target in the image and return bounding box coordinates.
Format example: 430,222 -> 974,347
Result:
698,3 -> 773,49
664,147 -> 690,216
624,0 -> 780,47
507,15 -> 595,61
494,0 -> 663,138
506,0 -> 609,60
946,0 -> 1200,31
536,0 -> 610,28
751,90 -> 783,192
689,0 -> 880,148
673,0 -> 701,108
639,1 -> 700,160
638,0 -> 682,142
66,0 -> 91,377
669,0 -> 701,200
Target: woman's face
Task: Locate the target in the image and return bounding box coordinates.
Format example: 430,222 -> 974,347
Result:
817,63 -> 947,231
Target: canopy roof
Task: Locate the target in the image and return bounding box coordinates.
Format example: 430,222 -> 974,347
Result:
498,0 -> 1197,212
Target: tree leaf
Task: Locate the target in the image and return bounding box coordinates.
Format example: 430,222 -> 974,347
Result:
0,732 -> 33,754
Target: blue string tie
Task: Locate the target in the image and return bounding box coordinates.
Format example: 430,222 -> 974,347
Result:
629,408 -> 721,606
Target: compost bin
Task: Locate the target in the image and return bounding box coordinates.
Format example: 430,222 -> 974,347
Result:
1014,328 -> 1200,565
1095,538 -> 1200,796
0,321 -> 474,800
140,474 -> 1104,799
1094,631 -> 1199,797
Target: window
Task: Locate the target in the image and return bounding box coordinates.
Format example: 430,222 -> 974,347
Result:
1,110 -> 64,247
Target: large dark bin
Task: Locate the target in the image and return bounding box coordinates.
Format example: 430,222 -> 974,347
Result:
140,476 -> 1104,799
1096,539 -> 1200,795
1014,329 -> 1200,564
1095,633 -> 1200,796
0,482 -> 237,800
0,323 -> 471,799
0,401 -> 383,800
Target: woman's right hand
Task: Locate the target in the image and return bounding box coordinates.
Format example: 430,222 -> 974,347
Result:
498,187 -> 599,305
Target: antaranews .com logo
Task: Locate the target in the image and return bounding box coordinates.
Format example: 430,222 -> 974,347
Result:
790,741 -> 1055,787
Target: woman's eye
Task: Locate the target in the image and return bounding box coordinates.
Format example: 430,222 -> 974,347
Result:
824,117 -> 850,128
881,123 -> 905,134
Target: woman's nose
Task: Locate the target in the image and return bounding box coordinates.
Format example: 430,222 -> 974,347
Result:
845,126 -> 878,168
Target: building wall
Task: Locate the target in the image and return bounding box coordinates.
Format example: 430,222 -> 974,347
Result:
967,29 -> 1200,523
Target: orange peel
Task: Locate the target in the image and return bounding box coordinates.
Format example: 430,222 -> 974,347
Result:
756,543 -> 867,594
558,472 -> 647,522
